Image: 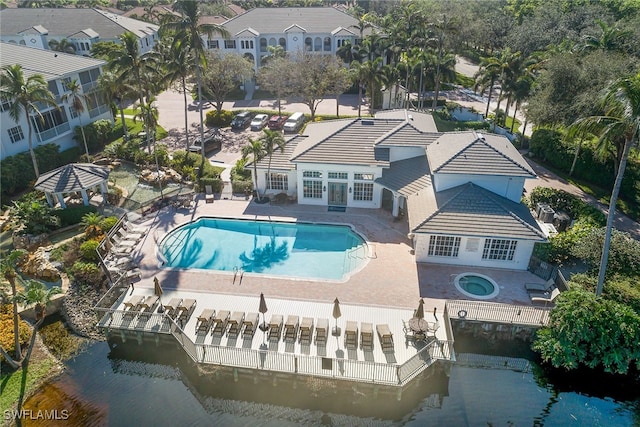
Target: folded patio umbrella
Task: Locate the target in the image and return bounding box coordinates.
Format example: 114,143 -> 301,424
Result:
415,298 -> 424,319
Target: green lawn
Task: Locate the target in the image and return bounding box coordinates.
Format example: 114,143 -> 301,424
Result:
0,356 -> 59,413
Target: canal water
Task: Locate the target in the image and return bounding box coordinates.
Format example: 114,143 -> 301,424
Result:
22,339 -> 639,426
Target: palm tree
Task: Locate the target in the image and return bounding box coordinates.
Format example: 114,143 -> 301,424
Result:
571,73 -> 640,295
98,70 -> 132,141
161,44 -> 194,152
61,79 -> 90,160
429,14 -> 458,110
474,54 -> 502,117
14,280 -> 62,364
349,60 -> 368,117
48,38 -> 76,54
161,0 -> 230,159
0,64 -> 57,178
0,249 -> 27,368
242,138 -> 267,202
107,32 -> 147,124
576,20 -> 632,54
259,129 -> 285,200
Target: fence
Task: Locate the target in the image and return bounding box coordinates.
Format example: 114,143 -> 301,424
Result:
446,299 -> 550,326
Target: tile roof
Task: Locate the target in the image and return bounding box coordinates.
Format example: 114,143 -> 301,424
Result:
221,7 -> 377,36
408,182 -> 546,241
34,163 -> 110,193
427,131 -> 535,178
0,8 -> 158,39
291,118 -> 396,166
375,156 -> 432,197
0,42 -> 105,80
374,109 -> 438,132
376,122 -> 442,147
252,136 -> 302,171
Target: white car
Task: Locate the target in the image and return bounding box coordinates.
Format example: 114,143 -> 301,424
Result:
250,114 -> 269,131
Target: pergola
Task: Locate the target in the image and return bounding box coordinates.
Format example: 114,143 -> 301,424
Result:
34,163 -> 110,208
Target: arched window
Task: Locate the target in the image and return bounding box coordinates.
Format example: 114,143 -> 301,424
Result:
260,38 -> 267,52
314,37 -> 322,51
269,37 -> 276,46
279,37 -> 286,50
304,37 -> 312,51
323,37 -> 331,51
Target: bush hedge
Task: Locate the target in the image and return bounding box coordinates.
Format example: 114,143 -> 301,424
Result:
54,205 -> 98,227
205,110 -> 235,128
0,304 -> 31,361
526,187 -> 606,226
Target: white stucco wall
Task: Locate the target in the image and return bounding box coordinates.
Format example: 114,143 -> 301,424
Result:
294,162 -> 383,208
388,146 -> 425,162
413,234 -> 535,271
433,173 -> 526,203
253,169 -> 298,198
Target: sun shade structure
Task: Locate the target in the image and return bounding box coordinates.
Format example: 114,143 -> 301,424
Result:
34,163 -> 109,208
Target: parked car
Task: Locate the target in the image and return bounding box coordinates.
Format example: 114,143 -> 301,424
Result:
188,129 -> 222,154
230,111 -> 253,130
267,115 -> 288,130
250,113 -> 269,131
283,112 -> 306,133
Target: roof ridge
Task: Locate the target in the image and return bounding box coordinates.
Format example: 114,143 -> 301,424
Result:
475,136 -> 535,177
481,187 -> 547,239
431,133 -> 477,173
413,182 -> 472,230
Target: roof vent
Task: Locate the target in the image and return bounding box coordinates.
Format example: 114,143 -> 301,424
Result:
361,120 -> 374,125
408,114 -> 413,121
477,132 -> 485,140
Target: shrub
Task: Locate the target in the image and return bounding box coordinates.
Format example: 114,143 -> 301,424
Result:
199,177 -> 223,193
40,321 -> 82,360
54,205 -> 98,227
70,261 -> 103,286
205,109 -> 234,128
79,239 -> 101,262
101,216 -> 118,233
8,193 -> 61,234
56,238 -> 83,268
0,304 -> 31,361
571,228 -> 640,277
231,157 -> 251,181
231,180 -> 253,195
171,150 -> 223,179
534,218 -> 597,263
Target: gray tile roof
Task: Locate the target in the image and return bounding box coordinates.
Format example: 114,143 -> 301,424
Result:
374,109 -> 438,132
34,163 -> 110,193
221,7 -> 377,36
252,136 -> 302,171
375,156 -> 432,197
409,182 -> 546,241
427,131 -> 535,177
0,8 -> 158,39
291,118 -> 397,166
1,42 -> 105,80
376,122 -> 442,147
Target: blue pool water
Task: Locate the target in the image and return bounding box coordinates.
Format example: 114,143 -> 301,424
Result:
159,218 -> 368,280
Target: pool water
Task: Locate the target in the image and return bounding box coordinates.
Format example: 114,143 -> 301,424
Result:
159,218 -> 368,280
454,273 -> 499,299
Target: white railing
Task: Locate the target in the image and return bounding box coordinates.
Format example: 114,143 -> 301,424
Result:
446,300 -> 550,326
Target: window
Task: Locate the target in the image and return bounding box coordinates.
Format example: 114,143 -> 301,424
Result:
32,108 -> 68,133
241,40 -> 254,49
47,80 -> 59,97
314,37 -> 322,51
302,180 -> 322,199
269,37 -> 276,46
69,105 -> 79,119
1,97 -> 11,112
259,38 -> 267,52
224,40 -> 236,49
428,236 -> 461,257
353,182 -> 373,201
304,37 -> 312,51
323,37 -> 331,51
328,172 -> 347,180
8,126 -> 24,143
207,40 -> 219,49
267,173 -> 288,190
302,171 -> 322,178
354,173 -> 374,181
61,77 -> 72,91
482,239 -> 517,261
279,37 -> 286,49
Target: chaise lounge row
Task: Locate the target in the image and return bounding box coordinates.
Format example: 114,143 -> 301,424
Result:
344,321 -> 394,352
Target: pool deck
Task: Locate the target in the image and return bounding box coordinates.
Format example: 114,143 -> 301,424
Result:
122,195 -> 546,311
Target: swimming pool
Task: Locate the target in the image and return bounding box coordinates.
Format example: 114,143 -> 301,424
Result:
159,218 -> 368,280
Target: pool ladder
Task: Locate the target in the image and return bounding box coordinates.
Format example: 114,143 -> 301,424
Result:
233,267 -> 244,285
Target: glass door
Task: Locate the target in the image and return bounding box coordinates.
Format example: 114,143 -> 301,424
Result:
328,182 -> 348,206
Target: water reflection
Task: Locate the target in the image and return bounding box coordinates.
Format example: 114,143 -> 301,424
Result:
23,339 -> 638,426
